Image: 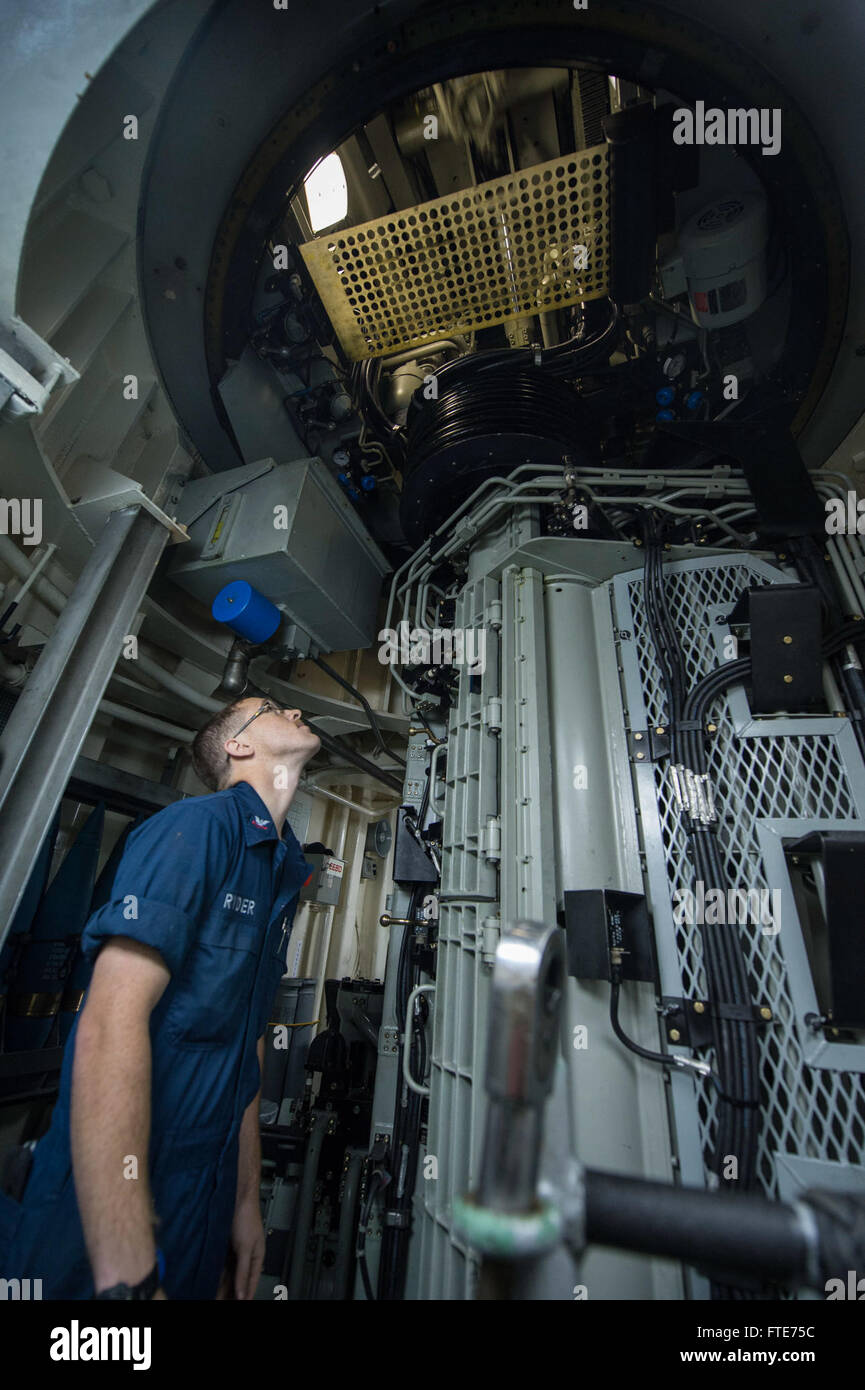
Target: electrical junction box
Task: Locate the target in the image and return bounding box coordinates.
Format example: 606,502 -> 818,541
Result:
299,854 -> 345,906
167,455 -> 390,653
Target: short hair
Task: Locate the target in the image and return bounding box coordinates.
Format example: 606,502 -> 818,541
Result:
191,698 -> 248,792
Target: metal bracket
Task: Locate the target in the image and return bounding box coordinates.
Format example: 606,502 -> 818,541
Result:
70,467 -> 190,545
661,996 -> 772,1049
0,315 -> 79,417
384,1210 -> 411,1228
380,1026 -> 399,1056
628,727 -> 670,763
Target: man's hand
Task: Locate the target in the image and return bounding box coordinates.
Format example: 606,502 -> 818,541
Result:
221,1195 -> 265,1300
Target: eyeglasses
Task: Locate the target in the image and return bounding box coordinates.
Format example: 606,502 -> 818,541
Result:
229,699 -> 281,740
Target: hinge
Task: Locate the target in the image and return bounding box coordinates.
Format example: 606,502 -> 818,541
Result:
482,815 -> 501,862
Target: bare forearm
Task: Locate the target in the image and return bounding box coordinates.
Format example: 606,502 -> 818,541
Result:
70,1014 -> 157,1289
236,1038 -> 264,1206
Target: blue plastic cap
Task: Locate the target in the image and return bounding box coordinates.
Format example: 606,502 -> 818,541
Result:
685,390 -> 704,410
655,408 -> 676,422
212,580 -> 282,644
360,475 -> 376,491
655,386 -> 675,406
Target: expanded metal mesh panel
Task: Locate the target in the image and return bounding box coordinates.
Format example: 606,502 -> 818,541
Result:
300,147 -> 611,360
624,558 -> 865,1199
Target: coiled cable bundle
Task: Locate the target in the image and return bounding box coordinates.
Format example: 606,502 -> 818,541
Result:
400,366 -> 588,545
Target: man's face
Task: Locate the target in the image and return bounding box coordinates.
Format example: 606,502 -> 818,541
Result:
225,698 -> 321,764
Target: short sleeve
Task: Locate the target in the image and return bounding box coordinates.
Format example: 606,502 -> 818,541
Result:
80,801 -> 232,977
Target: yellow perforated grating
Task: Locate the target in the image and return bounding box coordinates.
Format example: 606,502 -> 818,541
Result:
299,146 -> 611,360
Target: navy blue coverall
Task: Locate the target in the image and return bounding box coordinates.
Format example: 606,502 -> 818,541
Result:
0,780 -> 312,1299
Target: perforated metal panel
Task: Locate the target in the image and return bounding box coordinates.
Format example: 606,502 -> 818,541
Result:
614,555 -> 865,1205
300,148 -> 611,360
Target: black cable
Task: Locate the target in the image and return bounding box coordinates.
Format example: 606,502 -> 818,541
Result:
610,977 -> 684,1070
378,886 -> 420,1300
640,542 -> 759,1201
311,655 -> 406,768
679,658 -> 761,1194
641,523 -> 686,765
428,298 -> 619,387
356,1169 -> 388,1301
412,705 -> 443,744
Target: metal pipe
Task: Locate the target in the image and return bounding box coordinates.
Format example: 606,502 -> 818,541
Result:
332,1148 -> 365,1298
299,777 -> 393,819
303,718 -> 404,794
0,539 -> 224,720
216,637 -> 253,698
0,648 -> 27,689
0,506 -> 169,944
403,984 -> 435,1095
583,1169 -> 813,1287
285,1109 -> 330,1299
380,339 -> 464,368
2,541 -> 58,610
97,698 -> 195,743
309,805 -> 350,1038
136,652 -> 222,713
311,654 -> 405,768
0,532 -> 69,610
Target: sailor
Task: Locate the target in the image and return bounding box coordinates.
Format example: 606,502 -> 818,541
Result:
0,698 -> 318,1300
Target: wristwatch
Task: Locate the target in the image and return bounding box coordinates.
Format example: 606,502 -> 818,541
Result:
93,1263 -> 160,1300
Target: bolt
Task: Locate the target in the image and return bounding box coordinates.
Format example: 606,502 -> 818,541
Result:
655,726 -> 666,735
707,722 -> 717,733
669,1028 -> 681,1042
693,1001 -> 705,1014
783,635 -> 793,645
759,1007 -> 772,1021
636,751 -> 645,760
783,674 -> 793,684
634,732 -> 643,741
